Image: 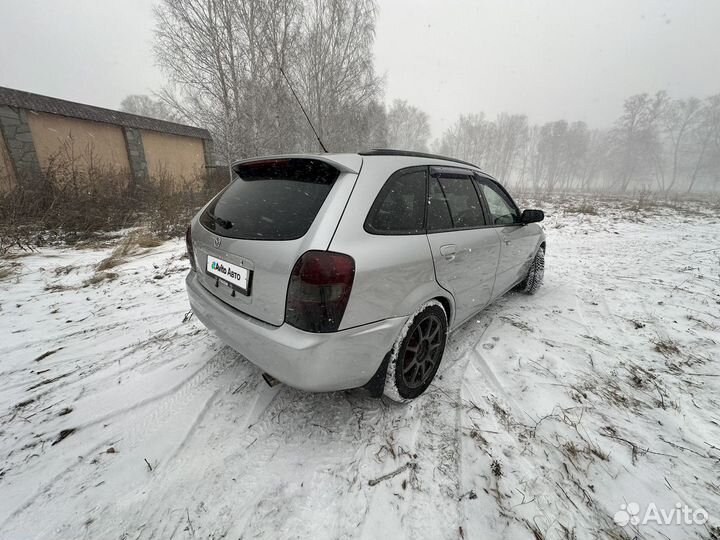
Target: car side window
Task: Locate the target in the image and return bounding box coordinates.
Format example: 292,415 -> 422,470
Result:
428,175 -> 486,231
427,177 -> 453,230
476,178 -> 519,225
365,167 -> 427,234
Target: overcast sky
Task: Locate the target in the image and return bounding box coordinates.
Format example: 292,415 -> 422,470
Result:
1,0 -> 719,139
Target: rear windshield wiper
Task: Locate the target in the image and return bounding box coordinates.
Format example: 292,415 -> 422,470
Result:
215,216 -> 233,229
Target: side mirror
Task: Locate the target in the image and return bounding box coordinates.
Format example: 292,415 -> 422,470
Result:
520,209 -> 544,224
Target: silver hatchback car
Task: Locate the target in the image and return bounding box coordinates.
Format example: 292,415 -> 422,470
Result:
185,150 -> 545,401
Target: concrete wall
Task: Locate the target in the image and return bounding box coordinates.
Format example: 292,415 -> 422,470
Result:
0,134 -> 15,191
141,130 -> 206,188
0,106 -> 211,192
27,111 -> 131,173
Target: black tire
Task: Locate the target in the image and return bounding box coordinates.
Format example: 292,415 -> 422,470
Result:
384,301 -> 448,402
517,246 -> 545,294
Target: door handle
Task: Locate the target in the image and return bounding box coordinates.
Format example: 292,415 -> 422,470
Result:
440,244 -> 457,261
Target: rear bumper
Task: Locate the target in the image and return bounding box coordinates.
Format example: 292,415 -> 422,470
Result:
186,272 -> 406,392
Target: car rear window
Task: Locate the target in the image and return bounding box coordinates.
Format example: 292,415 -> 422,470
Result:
365,167 -> 427,234
199,159 -> 340,240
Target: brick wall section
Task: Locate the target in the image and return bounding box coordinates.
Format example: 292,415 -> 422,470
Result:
123,127 -> 148,184
202,138 -> 216,168
0,131 -> 16,190
0,105 -> 41,179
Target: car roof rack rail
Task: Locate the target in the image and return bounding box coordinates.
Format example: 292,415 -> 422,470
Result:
359,148 -> 481,170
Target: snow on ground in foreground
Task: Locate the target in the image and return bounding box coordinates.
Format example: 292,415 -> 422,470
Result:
0,197 -> 719,540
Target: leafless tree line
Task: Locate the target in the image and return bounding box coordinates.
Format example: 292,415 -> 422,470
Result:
149,0 -> 719,193
152,0 -> 385,167
120,95 -> 181,123
434,92 -> 720,194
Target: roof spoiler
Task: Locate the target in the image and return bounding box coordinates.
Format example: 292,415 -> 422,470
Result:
231,154 -> 360,175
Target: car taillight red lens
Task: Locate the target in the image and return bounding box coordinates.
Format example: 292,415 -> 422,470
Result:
285,251 -> 355,333
185,225 -> 197,271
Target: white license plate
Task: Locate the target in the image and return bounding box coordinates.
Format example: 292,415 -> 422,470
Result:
206,255 -> 251,295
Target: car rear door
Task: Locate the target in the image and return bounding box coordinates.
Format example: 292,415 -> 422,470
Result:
474,175 -> 538,296
332,165 -> 438,329
425,167 -> 502,325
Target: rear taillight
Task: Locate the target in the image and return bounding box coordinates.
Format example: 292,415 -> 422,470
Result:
185,225 -> 197,271
285,251 -> 355,333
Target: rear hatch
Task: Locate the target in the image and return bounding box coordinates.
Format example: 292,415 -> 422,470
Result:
192,156 -> 359,326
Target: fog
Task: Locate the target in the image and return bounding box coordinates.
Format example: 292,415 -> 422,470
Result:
375,0 -> 720,135
2,0 -> 720,192
1,0 -> 719,138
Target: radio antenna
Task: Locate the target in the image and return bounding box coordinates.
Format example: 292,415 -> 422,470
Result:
278,66 -> 328,153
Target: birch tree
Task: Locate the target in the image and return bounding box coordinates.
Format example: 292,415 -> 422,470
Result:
119,95 -> 179,122
153,0 -> 382,159
661,97 -> 702,193
608,92 -> 667,192
387,100 -> 431,151
298,0 -> 382,151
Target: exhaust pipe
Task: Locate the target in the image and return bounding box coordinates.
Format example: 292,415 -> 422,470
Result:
262,372 -> 280,387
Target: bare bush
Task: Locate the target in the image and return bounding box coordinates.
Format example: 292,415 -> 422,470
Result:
564,201 -> 598,215
0,142 -> 223,253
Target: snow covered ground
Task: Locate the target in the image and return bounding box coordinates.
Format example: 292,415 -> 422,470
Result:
1,196 -> 719,540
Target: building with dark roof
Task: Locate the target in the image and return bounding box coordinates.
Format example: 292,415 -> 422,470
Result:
0,86 -> 214,190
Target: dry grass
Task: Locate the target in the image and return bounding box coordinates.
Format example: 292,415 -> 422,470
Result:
0,146 -> 226,255
83,271 -> 119,287
0,265 -> 15,280
54,264 -> 77,276
96,230 -> 163,272
134,231 -> 163,249
564,202 -> 599,215
96,255 -> 125,272
1,251 -> 34,260
561,438 -> 610,463
44,283 -> 72,292
625,191 -> 658,213
96,243 -> 132,272
654,339 -> 681,357
581,375 -> 650,412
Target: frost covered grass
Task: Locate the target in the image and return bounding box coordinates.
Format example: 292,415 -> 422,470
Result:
0,195 -> 719,539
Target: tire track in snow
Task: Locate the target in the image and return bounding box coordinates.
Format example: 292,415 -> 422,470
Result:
357,314 -> 497,539
0,325 -> 211,414
157,376 -> 283,480
0,309 -> 190,357
0,346 -> 244,535
457,321 -> 592,538
0,436 -> 116,533
114,384 -> 308,539
234,394 -> 364,539
132,385 -> 428,540
70,345 -> 239,433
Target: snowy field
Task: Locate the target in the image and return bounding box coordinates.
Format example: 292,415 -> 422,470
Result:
1,196 -> 719,540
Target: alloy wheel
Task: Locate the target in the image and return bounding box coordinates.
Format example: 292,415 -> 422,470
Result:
401,313 -> 444,388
